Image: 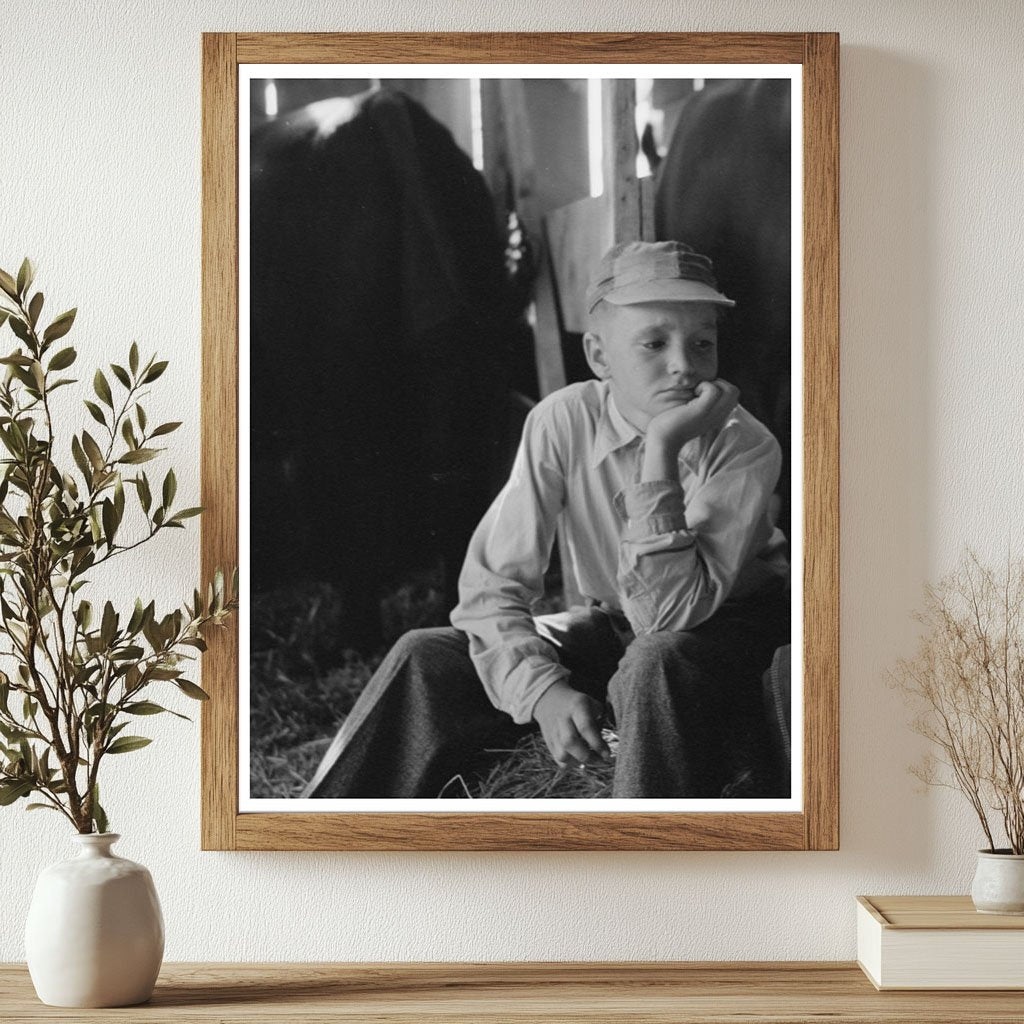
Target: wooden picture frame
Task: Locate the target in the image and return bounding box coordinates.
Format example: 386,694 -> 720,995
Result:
201,32 -> 839,851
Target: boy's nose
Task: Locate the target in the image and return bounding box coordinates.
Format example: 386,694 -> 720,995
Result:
666,345 -> 693,377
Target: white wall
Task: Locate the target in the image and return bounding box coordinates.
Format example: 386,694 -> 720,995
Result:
1,0 -> 1022,961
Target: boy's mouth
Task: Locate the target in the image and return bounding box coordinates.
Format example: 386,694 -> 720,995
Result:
659,387 -> 696,401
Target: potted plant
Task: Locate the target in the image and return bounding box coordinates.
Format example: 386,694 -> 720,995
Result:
894,551 -> 1024,914
0,259 -> 236,1005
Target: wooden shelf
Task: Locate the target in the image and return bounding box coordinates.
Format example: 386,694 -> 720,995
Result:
4,962 -> 1024,1022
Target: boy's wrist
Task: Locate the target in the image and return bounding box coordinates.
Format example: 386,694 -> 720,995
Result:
641,438 -> 682,482
531,678 -> 577,722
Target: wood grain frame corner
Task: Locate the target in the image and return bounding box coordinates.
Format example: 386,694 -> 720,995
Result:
200,31 -> 839,852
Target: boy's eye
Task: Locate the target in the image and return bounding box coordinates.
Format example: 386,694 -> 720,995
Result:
640,338 -> 666,350
694,338 -> 716,351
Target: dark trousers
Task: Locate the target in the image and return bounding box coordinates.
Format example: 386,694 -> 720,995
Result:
303,584 -> 789,799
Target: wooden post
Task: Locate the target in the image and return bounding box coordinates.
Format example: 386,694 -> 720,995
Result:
481,79 -> 567,397
602,79 -> 642,244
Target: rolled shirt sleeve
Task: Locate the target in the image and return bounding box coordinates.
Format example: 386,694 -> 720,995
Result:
617,415 -> 783,634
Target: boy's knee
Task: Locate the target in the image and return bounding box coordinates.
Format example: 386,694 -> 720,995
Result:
370,627 -> 472,717
611,630 -> 710,705
387,627 -> 462,669
621,629 -> 702,669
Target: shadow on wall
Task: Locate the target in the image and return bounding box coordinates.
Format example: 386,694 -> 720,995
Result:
839,48 -> 937,869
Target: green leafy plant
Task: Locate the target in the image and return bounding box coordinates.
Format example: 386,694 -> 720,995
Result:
0,259 -> 236,833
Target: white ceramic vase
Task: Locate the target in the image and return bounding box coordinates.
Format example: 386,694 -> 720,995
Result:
24,833 -> 164,1007
971,849 -> 1024,915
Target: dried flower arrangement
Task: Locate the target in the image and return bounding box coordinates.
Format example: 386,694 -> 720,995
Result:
894,551 -> 1024,853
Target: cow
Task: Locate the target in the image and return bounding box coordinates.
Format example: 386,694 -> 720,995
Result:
249,88 -> 516,650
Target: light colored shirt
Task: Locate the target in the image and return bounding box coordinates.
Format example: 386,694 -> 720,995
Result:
450,379 -> 789,724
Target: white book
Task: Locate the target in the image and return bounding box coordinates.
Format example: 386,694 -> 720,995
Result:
857,895 -> 1024,990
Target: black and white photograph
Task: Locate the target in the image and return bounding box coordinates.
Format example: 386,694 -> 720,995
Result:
240,65 -> 802,812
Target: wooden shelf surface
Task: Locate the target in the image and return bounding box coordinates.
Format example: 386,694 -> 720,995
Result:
4,962 -> 1024,1022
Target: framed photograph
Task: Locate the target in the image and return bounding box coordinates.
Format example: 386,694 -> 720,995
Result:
201,32 -> 838,851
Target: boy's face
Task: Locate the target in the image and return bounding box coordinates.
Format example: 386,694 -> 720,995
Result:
583,300 -> 720,430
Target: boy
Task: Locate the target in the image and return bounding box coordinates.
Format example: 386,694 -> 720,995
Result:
303,240 -> 789,800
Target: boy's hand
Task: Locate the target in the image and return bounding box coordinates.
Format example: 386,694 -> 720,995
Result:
532,680 -> 612,767
642,378 -> 739,481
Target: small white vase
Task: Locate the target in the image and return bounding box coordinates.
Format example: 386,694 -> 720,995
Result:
971,849 -> 1024,915
25,833 -> 164,1007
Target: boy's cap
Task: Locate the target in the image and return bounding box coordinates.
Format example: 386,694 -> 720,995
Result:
586,240 -> 735,314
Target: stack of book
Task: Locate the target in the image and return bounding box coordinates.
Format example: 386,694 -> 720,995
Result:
857,895 -> 1024,990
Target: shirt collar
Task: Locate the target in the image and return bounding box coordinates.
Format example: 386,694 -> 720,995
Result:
591,384 -> 643,468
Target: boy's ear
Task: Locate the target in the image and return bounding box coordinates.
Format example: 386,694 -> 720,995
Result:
583,331 -> 611,380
